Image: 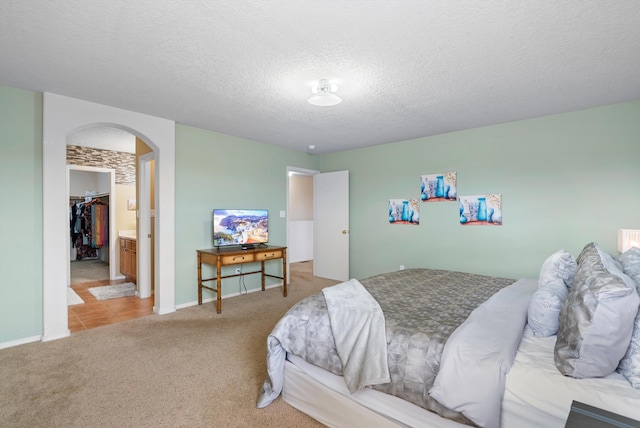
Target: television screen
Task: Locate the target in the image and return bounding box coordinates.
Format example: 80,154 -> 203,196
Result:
213,209 -> 269,247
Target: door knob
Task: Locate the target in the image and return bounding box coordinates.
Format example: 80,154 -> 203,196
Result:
342,230 -> 348,234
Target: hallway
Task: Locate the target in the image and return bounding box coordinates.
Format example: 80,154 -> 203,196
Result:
68,260 -> 153,332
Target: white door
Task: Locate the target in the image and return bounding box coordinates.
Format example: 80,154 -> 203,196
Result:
313,170 -> 349,281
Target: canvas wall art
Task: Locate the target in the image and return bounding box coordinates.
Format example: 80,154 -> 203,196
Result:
389,198 -> 420,225
421,172 -> 457,201
459,193 -> 502,225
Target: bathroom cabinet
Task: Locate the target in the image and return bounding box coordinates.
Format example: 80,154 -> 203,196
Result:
119,237 -> 137,283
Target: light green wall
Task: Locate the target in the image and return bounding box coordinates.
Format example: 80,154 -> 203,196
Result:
319,101 -> 640,280
174,124 -> 319,304
0,86 -> 43,343
1,82 -> 638,345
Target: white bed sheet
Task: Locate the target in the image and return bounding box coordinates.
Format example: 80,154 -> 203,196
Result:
502,325 -> 640,427
283,326 -> 640,428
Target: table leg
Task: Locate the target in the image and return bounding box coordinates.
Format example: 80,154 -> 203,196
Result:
216,259 -> 222,314
283,248 -> 287,297
197,252 -> 203,305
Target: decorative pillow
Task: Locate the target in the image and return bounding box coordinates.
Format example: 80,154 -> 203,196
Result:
618,311 -> 640,388
554,242 -> 639,379
620,247 -> 640,286
528,278 -> 569,337
538,249 -> 578,288
617,247 -> 640,388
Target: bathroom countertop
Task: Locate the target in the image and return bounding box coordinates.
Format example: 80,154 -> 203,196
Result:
118,230 -> 136,240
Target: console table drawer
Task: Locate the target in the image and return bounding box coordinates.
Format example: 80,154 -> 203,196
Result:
221,253 -> 255,265
256,250 -> 283,261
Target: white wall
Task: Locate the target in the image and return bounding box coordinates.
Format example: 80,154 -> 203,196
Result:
289,175 -> 313,220
288,221 -> 314,262
69,170 -> 98,196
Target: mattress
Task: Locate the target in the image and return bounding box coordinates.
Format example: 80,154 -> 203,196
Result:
283,354 -> 463,428
283,326 -> 640,428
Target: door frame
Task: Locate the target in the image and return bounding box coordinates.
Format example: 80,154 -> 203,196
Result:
137,152 -> 153,300
66,165 -> 117,285
286,166 -> 319,281
42,92 -> 176,342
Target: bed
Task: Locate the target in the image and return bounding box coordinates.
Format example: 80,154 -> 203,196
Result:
257,243 -> 640,428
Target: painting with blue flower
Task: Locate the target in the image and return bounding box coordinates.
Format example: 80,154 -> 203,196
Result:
421,172 -> 457,202
459,193 -> 502,226
389,198 -> 420,225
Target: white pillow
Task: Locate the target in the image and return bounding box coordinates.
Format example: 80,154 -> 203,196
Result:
538,250 -> 578,288
528,278 -> 569,337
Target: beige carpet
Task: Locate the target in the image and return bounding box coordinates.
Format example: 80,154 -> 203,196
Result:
0,261 -> 337,428
70,259 -> 110,284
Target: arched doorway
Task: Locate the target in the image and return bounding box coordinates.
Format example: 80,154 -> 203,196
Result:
42,93 -> 176,342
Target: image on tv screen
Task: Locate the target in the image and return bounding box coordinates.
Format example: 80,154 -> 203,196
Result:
213,209 -> 268,246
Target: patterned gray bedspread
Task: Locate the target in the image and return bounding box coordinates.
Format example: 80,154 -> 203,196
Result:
258,268 -> 515,424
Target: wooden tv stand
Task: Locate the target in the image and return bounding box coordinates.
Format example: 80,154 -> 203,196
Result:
196,245 -> 287,314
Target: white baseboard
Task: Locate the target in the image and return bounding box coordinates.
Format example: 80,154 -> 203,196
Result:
175,281 -> 284,310
154,306 -> 176,315
41,330 -> 71,342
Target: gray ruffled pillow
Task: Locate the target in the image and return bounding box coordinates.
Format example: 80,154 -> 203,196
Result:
528,278 -> 569,337
538,249 -> 578,288
620,247 -> 640,286
554,243 -> 639,378
617,247 -> 640,387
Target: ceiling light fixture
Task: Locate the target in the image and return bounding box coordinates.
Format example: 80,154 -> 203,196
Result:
308,79 -> 342,107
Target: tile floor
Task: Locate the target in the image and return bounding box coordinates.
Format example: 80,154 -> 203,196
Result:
67,261 -> 311,332
68,280 -> 154,332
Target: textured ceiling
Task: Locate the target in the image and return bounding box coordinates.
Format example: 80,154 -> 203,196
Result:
1,1 -> 639,154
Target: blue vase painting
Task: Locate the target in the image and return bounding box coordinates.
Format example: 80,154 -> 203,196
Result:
420,172 -> 457,202
389,198 -> 420,225
460,194 -> 502,226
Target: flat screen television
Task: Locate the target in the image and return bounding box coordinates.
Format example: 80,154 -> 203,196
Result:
213,209 -> 269,248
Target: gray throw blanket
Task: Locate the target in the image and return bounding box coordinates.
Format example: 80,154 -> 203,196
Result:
322,279 -> 390,393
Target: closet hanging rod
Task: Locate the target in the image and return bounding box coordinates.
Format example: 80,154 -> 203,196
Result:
69,192 -> 110,200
